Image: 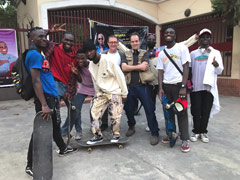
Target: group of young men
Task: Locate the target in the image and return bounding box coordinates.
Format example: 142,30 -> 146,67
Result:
23,25 -> 223,177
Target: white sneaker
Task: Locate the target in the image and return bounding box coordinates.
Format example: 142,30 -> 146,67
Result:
110,136 -> 120,143
190,133 -> 200,142
145,126 -> 150,132
75,132 -> 82,140
200,133 -> 209,143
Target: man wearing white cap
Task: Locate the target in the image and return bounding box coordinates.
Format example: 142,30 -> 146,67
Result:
189,28 -> 224,143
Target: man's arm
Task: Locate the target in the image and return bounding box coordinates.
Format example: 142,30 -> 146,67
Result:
118,42 -> 129,53
30,68 -> 52,120
112,62 -> 128,100
179,62 -> 189,97
181,34 -> 198,47
158,69 -> 164,100
121,61 -> 148,72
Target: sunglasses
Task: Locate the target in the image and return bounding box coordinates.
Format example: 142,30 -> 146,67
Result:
98,38 -> 103,40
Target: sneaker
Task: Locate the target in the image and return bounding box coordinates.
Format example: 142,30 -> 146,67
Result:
200,133 -> 209,143
190,133 -> 200,142
110,136 -> 120,143
57,146 -> 78,156
150,135 -> 159,145
145,126 -> 150,132
25,166 -> 33,177
75,132 -> 82,140
126,126 -> 135,137
161,136 -> 170,144
181,141 -> 190,153
86,136 -> 103,145
62,134 -> 73,141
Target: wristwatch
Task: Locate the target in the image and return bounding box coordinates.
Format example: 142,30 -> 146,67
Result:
181,84 -> 186,88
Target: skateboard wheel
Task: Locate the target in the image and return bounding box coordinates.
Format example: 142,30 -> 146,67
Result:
71,106 -> 76,110
118,144 -> 123,149
88,148 -> 92,153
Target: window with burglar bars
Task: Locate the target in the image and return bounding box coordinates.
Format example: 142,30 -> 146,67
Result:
160,13 -> 233,77
47,7 -> 156,49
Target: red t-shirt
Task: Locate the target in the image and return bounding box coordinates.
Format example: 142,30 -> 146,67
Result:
50,44 -> 76,85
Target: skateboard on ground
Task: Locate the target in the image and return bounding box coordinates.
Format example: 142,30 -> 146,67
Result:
161,95 -> 178,147
77,137 -> 129,153
33,111 -> 53,180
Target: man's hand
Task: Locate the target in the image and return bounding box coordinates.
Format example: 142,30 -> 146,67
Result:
0,60 -> 9,65
158,88 -> 164,101
212,57 -> 219,68
138,62 -> 148,71
122,97 -> 127,103
68,62 -> 78,75
179,87 -> 187,98
49,23 -> 67,33
41,105 -> 52,120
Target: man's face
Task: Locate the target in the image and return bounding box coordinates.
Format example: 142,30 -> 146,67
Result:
147,34 -> 156,49
97,34 -> 104,46
62,34 -> 74,51
0,42 -> 8,54
199,33 -> 211,47
130,35 -> 140,50
164,28 -> 176,43
107,37 -> 118,52
31,29 -> 48,48
76,53 -> 87,67
85,49 -> 96,60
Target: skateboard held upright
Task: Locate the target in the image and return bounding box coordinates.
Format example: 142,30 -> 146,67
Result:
33,111 -> 53,180
161,95 -> 177,147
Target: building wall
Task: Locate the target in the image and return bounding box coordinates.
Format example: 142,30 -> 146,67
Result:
157,0 -> 212,24
17,0 -> 39,27
231,26 -> 240,79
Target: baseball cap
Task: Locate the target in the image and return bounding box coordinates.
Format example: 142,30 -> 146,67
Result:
199,28 -> 212,37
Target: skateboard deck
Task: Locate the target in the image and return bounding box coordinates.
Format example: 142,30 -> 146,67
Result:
33,111 -> 53,180
78,137 -> 129,153
161,95 -> 178,147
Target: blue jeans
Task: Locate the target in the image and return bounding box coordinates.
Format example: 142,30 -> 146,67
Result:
124,85 -> 159,136
55,81 -> 67,98
61,93 -> 87,136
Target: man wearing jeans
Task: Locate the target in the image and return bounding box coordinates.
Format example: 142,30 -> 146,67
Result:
157,28 -> 190,152
121,32 -> 159,145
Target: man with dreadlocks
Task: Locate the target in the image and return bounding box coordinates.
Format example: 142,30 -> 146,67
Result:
25,27 -> 77,177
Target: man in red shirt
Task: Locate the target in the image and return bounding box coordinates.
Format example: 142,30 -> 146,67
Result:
44,32 -> 79,138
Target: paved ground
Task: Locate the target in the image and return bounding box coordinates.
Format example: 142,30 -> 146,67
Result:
0,95 -> 240,180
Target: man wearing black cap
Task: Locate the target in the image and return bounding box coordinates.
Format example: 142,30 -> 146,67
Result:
83,39 -> 128,144
189,28 -> 224,143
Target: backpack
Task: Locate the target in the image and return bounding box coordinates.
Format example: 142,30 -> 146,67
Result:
11,49 -> 35,101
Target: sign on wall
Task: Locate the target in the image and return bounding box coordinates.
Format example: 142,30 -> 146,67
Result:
89,19 -> 149,50
0,29 -> 18,87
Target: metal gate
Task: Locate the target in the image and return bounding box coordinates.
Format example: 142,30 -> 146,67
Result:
48,7 -> 156,49
161,13 -> 233,77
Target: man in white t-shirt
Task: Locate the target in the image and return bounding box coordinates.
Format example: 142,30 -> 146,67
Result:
157,27 -> 191,153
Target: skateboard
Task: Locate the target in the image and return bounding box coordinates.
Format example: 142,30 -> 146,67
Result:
66,100 -> 72,146
33,111 -> 53,180
161,95 -> 178,147
77,137 -> 129,153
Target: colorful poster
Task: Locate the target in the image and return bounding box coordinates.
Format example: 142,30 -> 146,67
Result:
0,29 -> 18,86
89,19 -> 149,50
